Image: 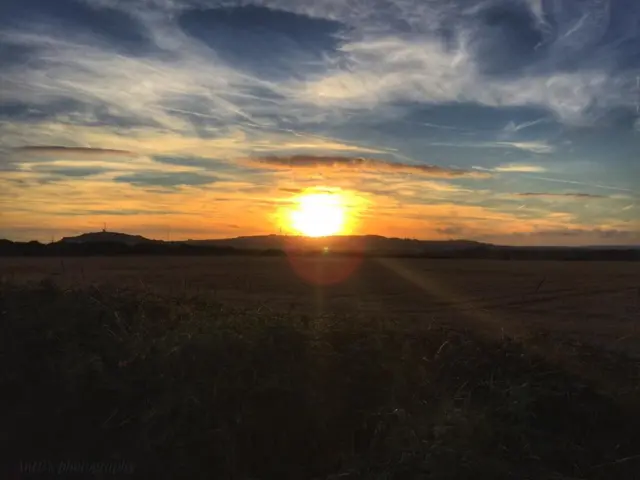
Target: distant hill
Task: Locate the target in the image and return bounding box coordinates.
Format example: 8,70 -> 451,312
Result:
59,231 -> 155,246
0,231 -> 638,260
54,231 -> 485,253
179,234 -> 487,254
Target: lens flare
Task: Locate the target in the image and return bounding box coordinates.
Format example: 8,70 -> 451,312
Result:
275,188 -> 368,286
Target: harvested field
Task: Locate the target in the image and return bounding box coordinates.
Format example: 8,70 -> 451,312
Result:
1,256 -> 639,479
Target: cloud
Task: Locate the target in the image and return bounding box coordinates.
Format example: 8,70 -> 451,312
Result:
503,118 -> 550,133
293,34 -> 632,126
57,208 -> 177,217
113,171 -> 218,187
278,186 -> 337,195
418,122 -> 467,132
30,166 -> 108,177
301,0 -> 633,125
493,164 -> 547,173
493,141 -> 555,154
1,121 -> 388,162
528,175 -> 637,194
501,228 -> 640,245
473,164 -> 547,173
0,29 -> 250,131
246,155 -> 490,178
514,192 -> 608,199
356,201 -> 590,241
14,146 -> 138,157
436,225 -> 466,237
152,156 -> 224,169
5,142 -> 233,178
431,140 -> 555,154
2,0 -> 635,142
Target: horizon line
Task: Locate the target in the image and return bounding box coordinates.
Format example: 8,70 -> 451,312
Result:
1,229 -> 639,249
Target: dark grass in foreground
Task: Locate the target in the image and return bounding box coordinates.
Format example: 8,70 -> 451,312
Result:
2,280 -> 640,479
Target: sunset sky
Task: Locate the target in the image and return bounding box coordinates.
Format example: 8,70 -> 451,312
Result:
1,0 -> 639,245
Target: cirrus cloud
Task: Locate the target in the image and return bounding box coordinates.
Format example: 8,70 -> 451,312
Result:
246,155 -> 491,178
493,164 -> 548,173
514,192 -> 608,199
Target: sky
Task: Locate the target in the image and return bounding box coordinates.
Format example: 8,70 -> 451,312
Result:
0,0 -> 639,246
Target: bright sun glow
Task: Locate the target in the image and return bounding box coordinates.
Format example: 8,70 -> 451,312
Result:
289,192 -> 346,237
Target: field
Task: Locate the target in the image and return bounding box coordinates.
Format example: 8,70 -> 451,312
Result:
1,256 -> 639,479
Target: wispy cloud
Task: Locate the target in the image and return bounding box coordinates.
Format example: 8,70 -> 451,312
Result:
474,164 -> 547,173
3,0 -> 635,137
294,35 -> 632,126
431,140 -> 555,154
529,176 -> 637,194
503,118 -> 551,133
1,120 -> 388,160
29,165 -> 108,178
494,164 -> 547,173
113,171 -> 219,187
493,141 -> 555,154
419,122 -> 467,132
14,146 -> 138,157
494,228 -> 640,245
514,192 -> 608,199
246,155 -> 490,178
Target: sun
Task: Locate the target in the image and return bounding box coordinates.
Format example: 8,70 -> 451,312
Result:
289,192 -> 346,237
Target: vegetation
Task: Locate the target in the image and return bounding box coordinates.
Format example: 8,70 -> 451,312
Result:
1,236 -> 638,260
2,277 -> 640,479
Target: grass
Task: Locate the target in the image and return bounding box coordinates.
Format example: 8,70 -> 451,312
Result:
2,278 -> 640,479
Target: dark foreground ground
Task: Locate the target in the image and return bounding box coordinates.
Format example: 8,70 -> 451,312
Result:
1,257 -> 639,479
